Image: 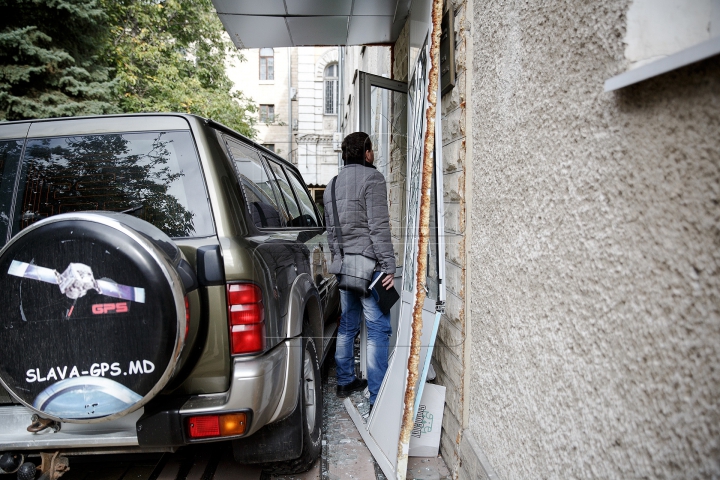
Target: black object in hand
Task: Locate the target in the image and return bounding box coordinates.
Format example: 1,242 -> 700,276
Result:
368,273 -> 400,314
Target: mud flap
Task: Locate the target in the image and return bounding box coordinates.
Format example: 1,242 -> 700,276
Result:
231,399 -> 303,464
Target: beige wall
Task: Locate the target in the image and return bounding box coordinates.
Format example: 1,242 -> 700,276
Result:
296,46 -> 340,186
467,1 -> 720,478
226,47 -> 295,160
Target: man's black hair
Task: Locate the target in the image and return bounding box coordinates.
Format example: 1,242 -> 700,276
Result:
341,132 -> 372,165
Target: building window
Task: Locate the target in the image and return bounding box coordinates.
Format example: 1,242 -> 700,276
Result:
259,48 -> 274,80
263,144 -> 275,152
324,63 -> 338,115
259,105 -> 275,123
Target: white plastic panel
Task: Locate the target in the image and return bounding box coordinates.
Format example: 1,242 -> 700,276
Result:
217,14 -> 292,48
285,0 -> 352,16
286,16 -> 349,46
347,15 -> 395,44
212,0 -> 286,15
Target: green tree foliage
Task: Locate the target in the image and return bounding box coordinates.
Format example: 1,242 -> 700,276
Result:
0,0 -> 118,120
103,0 -> 256,137
0,0 -> 255,137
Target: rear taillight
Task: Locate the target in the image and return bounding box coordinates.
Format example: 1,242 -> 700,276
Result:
227,284 -> 265,355
186,413 -> 247,439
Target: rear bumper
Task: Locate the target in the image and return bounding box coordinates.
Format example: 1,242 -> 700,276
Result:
0,406 -> 143,450
0,338 -> 300,451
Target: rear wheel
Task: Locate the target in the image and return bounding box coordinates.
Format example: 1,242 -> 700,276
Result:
265,329 -> 323,474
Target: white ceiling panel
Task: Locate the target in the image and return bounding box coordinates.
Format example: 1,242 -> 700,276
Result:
285,0 -> 352,16
217,14 -> 292,48
347,15 -> 394,44
353,0 -> 399,17
212,0 -> 286,15
287,16 -> 349,45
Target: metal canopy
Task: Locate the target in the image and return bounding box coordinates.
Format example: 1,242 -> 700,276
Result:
212,0 -> 412,48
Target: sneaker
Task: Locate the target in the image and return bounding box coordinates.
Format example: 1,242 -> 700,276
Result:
336,378 -> 367,398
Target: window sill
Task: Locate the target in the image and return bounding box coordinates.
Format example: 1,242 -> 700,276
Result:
604,35 -> 720,92
259,80 -> 275,85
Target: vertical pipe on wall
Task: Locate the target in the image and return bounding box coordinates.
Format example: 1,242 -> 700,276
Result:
338,45 -> 344,170
288,48 -> 293,164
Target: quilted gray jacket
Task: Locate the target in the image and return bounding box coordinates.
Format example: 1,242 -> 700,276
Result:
323,163 -> 396,275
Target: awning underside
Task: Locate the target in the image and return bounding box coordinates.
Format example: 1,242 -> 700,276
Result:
212,0 -> 411,48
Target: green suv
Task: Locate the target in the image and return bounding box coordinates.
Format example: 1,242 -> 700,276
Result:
0,114 -> 339,474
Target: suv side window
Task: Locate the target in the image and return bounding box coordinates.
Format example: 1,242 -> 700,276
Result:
284,167 -> 321,228
265,159 -> 305,227
225,138 -> 286,228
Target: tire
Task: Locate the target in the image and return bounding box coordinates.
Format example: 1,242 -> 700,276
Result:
264,329 -> 323,474
0,212 -> 193,423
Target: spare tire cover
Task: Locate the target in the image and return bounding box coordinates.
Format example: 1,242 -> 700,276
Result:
0,213 -> 186,423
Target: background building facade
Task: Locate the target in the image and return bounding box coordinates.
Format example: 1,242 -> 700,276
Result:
227,46 -> 342,204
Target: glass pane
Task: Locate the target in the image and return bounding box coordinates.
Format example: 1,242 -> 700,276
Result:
403,46 -> 428,292
368,84 -> 407,279
425,162 -> 439,300
369,85 -> 390,178
0,140 -> 24,246
15,132 -> 214,238
225,139 -> 286,228
284,169 -> 319,228
260,58 -> 267,80
266,159 -> 302,226
268,58 -> 274,80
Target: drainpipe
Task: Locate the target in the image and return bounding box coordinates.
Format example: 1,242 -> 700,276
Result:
288,48 -> 293,164
337,45 -> 344,171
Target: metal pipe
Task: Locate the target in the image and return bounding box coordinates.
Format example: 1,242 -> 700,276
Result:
287,48 -> 293,164
338,45 -> 344,170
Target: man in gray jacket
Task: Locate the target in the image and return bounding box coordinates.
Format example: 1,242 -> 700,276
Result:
324,132 -> 395,410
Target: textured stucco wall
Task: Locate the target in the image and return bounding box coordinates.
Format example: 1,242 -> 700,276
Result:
469,1 -> 720,478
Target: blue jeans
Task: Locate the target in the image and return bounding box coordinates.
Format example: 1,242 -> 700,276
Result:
336,272 -> 392,404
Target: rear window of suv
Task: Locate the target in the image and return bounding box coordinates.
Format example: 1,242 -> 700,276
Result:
0,140 -> 24,242
4,131 -> 214,241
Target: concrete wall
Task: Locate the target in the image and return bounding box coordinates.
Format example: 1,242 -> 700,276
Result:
468,1 -> 720,478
